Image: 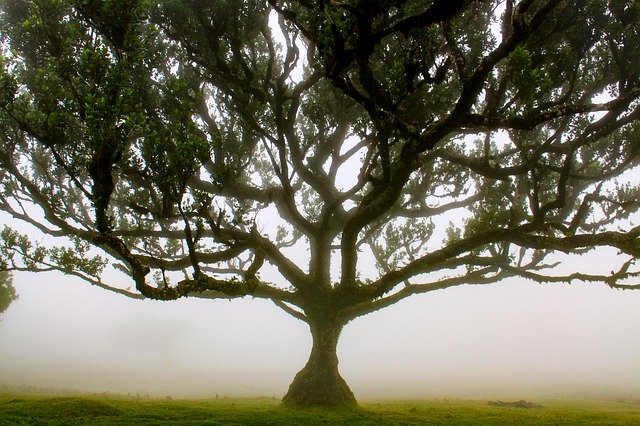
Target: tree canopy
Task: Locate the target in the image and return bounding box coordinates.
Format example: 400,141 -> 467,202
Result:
1,0 -> 639,406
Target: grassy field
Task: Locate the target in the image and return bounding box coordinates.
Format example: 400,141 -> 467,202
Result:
1,393 -> 639,424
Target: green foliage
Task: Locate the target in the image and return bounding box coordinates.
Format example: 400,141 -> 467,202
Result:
0,0 -> 636,299
0,1 -> 636,287
0,271 -> 17,315
506,45 -> 552,109
0,60 -> 17,107
49,239 -> 107,277
444,221 -> 462,245
464,180 -> 514,238
1,227 -> 106,279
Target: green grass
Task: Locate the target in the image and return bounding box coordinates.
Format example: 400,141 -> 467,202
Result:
1,393 -> 639,425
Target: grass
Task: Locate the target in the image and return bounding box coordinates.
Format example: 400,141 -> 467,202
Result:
1,393 -> 639,424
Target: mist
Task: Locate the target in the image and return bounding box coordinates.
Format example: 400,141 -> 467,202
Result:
1,266 -> 639,400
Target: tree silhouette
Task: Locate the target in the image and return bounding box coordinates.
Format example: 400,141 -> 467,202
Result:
0,271 -> 17,316
1,0 -> 639,406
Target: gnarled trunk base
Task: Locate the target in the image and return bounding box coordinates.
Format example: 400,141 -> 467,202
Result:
282,320 -> 356,407
282,361 -> 356,406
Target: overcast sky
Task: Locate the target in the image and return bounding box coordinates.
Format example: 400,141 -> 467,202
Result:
1,253 -> 639,399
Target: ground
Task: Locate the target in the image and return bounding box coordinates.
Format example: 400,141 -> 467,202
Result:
1,393 -> 639,424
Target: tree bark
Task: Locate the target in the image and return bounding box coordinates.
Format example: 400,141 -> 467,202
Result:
282,319 -> 356,406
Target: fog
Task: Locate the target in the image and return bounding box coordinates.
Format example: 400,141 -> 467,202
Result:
1,263 -> 639,400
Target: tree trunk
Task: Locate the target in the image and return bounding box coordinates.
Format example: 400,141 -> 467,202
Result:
282,319 -> 356,406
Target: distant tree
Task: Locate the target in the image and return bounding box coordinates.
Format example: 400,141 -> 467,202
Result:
0,271 -> 17,316
1,0 -> 639,406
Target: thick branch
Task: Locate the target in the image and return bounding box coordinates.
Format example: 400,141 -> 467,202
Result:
368,224 -> 640,301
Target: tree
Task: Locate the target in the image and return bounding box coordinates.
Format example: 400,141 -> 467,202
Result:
0,0 -> 639,406
0,271 -> 17,316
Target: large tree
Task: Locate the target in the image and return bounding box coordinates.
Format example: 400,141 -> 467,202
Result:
1,0 -> 639,406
